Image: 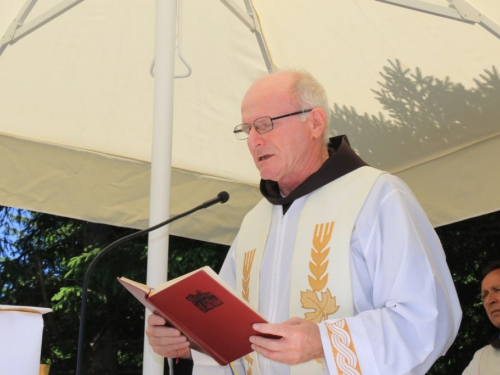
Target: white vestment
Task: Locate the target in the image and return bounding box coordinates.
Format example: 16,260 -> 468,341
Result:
462,343 -> 500,375
192,173 -> 461,375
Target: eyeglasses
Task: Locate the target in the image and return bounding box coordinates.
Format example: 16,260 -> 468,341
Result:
233,109 -> 313,140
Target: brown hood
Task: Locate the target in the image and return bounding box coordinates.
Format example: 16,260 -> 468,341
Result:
260,135 -> 369,209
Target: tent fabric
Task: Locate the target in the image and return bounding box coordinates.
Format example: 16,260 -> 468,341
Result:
0,132 -> 262,245
0,0 -> 499,245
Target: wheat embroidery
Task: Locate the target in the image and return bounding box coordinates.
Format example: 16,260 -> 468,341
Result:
242,249 -> 256,302
300,222 -> 339,323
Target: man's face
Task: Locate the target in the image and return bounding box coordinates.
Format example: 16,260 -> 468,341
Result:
481,268 -> 500,329
241,73 -> 319,192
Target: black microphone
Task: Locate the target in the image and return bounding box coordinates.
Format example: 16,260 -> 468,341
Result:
200,191 -> 230,208
75,191 -> 230,375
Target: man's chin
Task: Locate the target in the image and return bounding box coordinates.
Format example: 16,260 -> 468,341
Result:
258,169 -> 280,182
489,313 -> 500,328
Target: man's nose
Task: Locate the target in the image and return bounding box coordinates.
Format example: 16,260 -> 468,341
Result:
248,126 -> 264,146
485,294 -> 498,305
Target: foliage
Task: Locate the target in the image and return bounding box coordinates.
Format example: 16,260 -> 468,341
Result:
2,205 -> 500,374
0,206 -> 228,374
429,211 -> 500,374
2,204 -> 499,374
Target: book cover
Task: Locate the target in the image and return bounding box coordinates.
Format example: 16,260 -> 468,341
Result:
118,266 -> 274,366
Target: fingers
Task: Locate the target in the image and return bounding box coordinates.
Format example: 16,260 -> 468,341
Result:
145,313 -> 192,360
250,323 -> 293,363
147,312 -> 167,326
148,332 -> 191,359
282,317 -> 304,326
250,334 -> 301,364
249,319 -> 324,365
251,322 -> 287,339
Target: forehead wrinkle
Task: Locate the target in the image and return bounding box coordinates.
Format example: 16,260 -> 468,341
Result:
241,73 -> 299,122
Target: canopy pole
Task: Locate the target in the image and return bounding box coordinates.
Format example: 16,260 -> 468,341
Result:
143,0 -> 177,374
0,0 -> 84,57
378,0 -> 500,40
220,0 -> 274,71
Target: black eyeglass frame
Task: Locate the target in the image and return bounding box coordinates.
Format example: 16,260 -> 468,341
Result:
233,108 -> 313,140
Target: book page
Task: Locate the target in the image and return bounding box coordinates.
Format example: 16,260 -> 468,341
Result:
119,266 -> 211,295
117,278 -> 151,293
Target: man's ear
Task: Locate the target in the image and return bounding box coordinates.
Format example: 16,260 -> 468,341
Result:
310,108 -> 327,139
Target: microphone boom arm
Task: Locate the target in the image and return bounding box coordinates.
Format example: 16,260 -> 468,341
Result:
75,191 -> 229,375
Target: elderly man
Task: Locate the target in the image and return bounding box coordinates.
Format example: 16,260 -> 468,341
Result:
146,69 -> 461,374
463,260 -> 500,374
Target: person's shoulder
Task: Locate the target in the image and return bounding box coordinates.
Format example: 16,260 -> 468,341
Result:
483,342 -> 500,356
368,171 -> 414,199
360,170 -> 429,223
462,345 -> 488,375
470,344 -> 494,363
474,344 -> 490,354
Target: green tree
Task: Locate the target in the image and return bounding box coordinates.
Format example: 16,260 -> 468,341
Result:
430,211 -> 500,374
0,206 -> 228,374
2,205 -> 500,374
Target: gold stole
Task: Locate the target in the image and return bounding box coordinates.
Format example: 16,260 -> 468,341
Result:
236,166 -> 384,375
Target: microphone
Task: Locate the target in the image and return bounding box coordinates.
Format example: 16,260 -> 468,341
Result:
75,191 -> 230,375
200,191 -> 230,208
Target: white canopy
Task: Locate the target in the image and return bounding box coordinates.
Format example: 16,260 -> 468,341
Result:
1,0 -> 499,246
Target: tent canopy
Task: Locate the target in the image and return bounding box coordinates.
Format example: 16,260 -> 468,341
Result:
1,0 -> 499,245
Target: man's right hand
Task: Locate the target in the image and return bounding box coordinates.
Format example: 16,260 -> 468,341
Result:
146,313 -> 192,360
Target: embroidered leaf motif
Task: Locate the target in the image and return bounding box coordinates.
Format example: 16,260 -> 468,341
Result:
311,247 -> 330,269
313,222 -> 334,252
309,274 -> 328,292
242,249 -> 256,302
301,288 -> 339,323
244,354 -> 254,374
309,222 -> 334,292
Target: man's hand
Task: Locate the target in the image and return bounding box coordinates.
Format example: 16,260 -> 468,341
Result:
249,317 -> 324,365
146,313 -> 192,360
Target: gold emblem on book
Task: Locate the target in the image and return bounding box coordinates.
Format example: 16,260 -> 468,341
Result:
300,222 -> 339,323
242,249 -> 256,375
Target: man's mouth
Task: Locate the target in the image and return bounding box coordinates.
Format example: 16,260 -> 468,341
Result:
259,155 -> 272,161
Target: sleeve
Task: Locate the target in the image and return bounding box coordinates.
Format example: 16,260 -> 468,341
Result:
319,175 -> 462,375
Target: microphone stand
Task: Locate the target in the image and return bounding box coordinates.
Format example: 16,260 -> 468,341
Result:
75,192 -> 229,375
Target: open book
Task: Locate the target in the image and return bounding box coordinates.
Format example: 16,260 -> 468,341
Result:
118,266 -> 276,366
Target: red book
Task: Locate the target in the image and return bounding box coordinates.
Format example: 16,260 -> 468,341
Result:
118,266 -> 274,366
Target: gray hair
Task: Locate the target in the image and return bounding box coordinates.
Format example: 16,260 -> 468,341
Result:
271,68 -> 331,144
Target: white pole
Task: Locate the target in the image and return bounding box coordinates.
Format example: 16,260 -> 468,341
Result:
143,0 -> 177,374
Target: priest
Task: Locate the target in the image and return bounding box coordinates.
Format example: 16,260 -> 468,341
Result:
146,69 -> 462,375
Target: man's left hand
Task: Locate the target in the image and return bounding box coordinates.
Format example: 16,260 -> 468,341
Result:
249,317 -> 324,365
